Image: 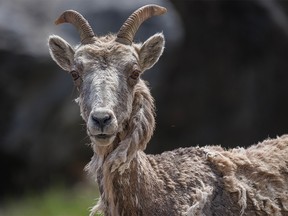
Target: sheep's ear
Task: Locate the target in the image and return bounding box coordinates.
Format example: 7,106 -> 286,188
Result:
138,33 -> 165,71
48,35 -> 75,71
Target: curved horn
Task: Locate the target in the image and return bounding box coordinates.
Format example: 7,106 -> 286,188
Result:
116,4 -> 167,45
55,10 -> 95,44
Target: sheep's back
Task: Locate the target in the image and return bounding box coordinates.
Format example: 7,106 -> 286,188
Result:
144,135 -> 288,215
204,135 -> 288,215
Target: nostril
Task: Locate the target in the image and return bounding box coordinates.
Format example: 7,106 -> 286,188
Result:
103,114 -> 111,125
91,115 -> 100,125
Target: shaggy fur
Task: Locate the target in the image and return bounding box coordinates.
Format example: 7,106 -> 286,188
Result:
48,7 -> 288,216
85,135 -> 288,216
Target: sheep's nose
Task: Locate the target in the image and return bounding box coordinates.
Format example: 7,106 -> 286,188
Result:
91,112 -> 112,130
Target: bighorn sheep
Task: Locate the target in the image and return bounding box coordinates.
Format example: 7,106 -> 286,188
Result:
48,4 -> 288,216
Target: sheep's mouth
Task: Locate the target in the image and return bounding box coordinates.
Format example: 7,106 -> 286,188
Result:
95,134 -> 113,139
87,128 -> 117,145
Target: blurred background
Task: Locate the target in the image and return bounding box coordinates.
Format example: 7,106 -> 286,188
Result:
2,0 -> 288,215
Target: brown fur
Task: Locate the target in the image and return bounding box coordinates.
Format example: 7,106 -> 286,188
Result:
86,136 -> 288,216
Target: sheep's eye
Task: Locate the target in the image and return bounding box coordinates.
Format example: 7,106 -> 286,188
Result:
130,70 -> 140,80
71,70 -> 80,80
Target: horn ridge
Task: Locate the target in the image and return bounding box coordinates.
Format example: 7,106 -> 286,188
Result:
55,10 -> 95,44
116,4 -> 167,45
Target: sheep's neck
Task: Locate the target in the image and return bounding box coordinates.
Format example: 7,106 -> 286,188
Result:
94,146 -> 156,215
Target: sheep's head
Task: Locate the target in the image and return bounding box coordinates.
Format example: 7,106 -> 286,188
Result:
48,5 -> 166,147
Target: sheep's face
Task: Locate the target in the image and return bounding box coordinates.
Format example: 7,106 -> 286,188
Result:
48,34 -> 164,146
75,38 -> 139,146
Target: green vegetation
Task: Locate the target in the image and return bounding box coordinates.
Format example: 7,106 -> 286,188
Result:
1,184 -> 101,216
